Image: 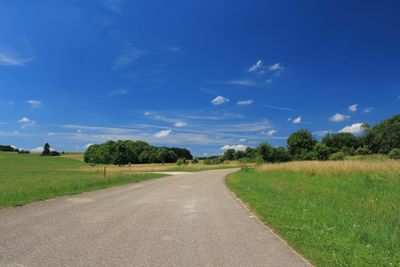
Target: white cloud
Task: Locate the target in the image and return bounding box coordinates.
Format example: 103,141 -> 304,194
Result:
77,129 -> 82,133
114,45 -> 145,69
228,79 -> 257,87
48,132 -> 55,136
153,129 -> 172,138
266,130 -> 277,136
329,113 -> 350,122
339,123 -> 365,134
109,89 -> 129,96
84,143 -> 94,149
30,146 -> 54,153
174,121 -> 187,127
265,79 -> 272,84
239,138 -> 246,142
144,111 -> 151,116
248,60 -> 263,72
293,116 -> 302,124
264,104 -> 293,111
18,116 -> 36,128
269,63 -> 284,71
211,96 -> 230,105
18,117 -> 31,123
221,144 -> 248,151
0,50 -> 34,66
236,99 -> 254,105
26,99 -> 42,108
313,130 -> 330,137
363,107 -> 374,113
348,104 -> 358,112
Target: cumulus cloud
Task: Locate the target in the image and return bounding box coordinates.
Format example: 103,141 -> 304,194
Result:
293,116 -> 301,124
236,99 -> 254,105
363,107 -> 374,113
221,144 -> 248,151
266,130 -> 277,136
329,113 -> 350,122
348,104 -> 358,112
26,99 -> 42,108
153,129 -> 172,138
269,63 -> 284,71
211,96 -> 229,105
18,116 -> 36,128
30,146 -> 54,153
339,123 -> 366,134
239,138 -> 246,142
248,60 -> 263,72
84,143 -> 94,149
174,121 -> 187,127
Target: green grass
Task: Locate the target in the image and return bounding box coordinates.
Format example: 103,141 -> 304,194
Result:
226,166 -> 400,266
0,152 -> 165,208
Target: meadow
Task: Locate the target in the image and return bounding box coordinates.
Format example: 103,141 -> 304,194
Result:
0,152 -> 165,208
226,160 -> 400,266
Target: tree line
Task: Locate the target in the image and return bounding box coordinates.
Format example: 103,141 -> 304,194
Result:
84,140 -> 193,165
223,114 -> 400,162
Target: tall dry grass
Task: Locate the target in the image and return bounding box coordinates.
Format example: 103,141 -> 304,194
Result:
257,160 -> 400,175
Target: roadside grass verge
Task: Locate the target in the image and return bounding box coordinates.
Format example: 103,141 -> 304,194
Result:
226,161 -> 400,266
0,152 -> 165,208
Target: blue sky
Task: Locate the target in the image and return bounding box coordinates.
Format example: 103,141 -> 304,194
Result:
0,0 -> 399,156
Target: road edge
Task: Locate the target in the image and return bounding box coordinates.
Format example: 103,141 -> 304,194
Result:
224,171 -> 313,267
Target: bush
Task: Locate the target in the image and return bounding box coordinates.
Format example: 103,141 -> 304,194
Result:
355,145 -> 372,155
313,143 -> 330,161
388,148 -> 400,159
191,158 -> 199,164
329,151 -> 345,161
176,158 -> 185,166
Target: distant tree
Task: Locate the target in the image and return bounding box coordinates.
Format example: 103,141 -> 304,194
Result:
191,158 -> 199,164
313,142 -> 331,161
138,151 -> 150,163
234,150 -> 246,160
363,115 -> 400,154
322,132 -> 360,152
0,145 -> 19,152
257,143 -> 274,162
355,145 -> 372,156
42,143 -> 51,156
270,147 -> 292,162
223,149 -> 236,160
287,129 -> 316,159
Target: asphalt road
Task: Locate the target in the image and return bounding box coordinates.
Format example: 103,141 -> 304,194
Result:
0,169 -> 310,267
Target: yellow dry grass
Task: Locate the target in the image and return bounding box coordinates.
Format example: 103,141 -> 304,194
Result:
257,160 -> 400,175
80,160 -> 246,173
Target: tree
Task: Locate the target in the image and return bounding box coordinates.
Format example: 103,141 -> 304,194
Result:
363,115 -> 400,154
223,149 -> 236,160
257,143 -> 274,162
270,147 -> 292,162
287,129 -> 316,159
42,143 -> 51,156
313,142 -> 331,161
322,132 -> 360,152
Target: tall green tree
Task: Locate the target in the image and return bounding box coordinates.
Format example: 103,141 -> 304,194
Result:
287,129 -> 316,159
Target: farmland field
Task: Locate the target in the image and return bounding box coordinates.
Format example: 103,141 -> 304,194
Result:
0,152 -> 165,208
226,160 -> 400,266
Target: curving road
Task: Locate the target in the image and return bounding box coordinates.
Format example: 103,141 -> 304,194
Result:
0,169 -> 310,267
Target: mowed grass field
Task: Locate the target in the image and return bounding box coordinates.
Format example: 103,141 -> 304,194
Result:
226,160 -> 400,266
0,152 -> 165,208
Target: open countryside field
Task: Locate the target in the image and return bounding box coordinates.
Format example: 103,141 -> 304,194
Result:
227,160 -> 400,266
0,152 -> 166,208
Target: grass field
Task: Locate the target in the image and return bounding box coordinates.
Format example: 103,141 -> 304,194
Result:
0,152 -> 165,208
226,160 -> 400,266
